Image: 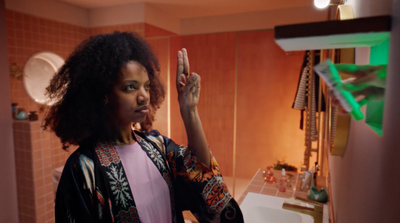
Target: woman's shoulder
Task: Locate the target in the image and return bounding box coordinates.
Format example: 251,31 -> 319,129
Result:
134,129 -> 175,154
63,145 -> 95,172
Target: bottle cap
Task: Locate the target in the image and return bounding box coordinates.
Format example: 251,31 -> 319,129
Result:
282,168 -> 286,176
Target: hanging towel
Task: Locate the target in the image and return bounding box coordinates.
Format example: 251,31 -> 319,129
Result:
292,51 -> 326,141
293,66 -> 309,110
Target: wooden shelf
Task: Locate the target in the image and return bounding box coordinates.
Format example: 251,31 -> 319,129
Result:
274,15 -> 391,51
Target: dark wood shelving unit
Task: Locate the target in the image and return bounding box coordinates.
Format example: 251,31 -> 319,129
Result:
274,15 -> 391,51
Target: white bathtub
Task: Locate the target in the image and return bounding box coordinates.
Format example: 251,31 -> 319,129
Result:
240,193 -> 318,223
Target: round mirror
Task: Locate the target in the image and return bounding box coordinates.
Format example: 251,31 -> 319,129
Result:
23,52 -> 64,105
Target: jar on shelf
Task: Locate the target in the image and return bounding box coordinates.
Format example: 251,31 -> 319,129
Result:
29,111 -> 38,121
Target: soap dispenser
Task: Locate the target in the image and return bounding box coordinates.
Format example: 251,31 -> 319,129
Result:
279,168 -> 287,192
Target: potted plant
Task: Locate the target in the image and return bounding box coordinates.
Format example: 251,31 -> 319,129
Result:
272,158 -> 298,172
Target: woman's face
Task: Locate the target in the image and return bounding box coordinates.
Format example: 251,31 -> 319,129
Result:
107,61 -> 150,126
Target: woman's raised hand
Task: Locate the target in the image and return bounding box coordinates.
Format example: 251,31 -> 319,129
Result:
176,48 -> 201,110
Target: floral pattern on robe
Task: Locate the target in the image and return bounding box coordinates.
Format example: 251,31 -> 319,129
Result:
55,130 -> 244,223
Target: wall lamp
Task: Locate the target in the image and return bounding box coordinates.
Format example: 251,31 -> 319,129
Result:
314,0 -> 353,20
314,0 -> 346,9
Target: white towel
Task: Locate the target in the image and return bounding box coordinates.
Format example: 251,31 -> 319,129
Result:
293,66 -> 309,110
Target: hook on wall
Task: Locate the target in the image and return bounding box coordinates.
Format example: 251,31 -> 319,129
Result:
9,63 -> 24,79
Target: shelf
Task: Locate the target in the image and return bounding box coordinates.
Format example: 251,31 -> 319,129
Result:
274,15 -> 391,51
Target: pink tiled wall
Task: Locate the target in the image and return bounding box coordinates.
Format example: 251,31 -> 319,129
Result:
13,121 -> 35,223
6,9 -> 89,119
13,120 -> 76,223
6,10 -> 87,223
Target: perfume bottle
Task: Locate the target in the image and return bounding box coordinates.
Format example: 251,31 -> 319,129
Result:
263,167 -> 276,184
279,168 -> 287,192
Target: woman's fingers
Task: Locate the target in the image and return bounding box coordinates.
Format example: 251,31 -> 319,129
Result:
333,86 -> 385,109
183,73 -> 199,93
177,48 -> 192,92
177,73 -> 186,89
334,64 -> 386,77
177,50 -> 184,91
343,73 -> 386,91
195,75 -> 201,93
182,48 -> 189,75
354,86 -> 385,101
177,50 -> 184,76
177,48 -> 200,97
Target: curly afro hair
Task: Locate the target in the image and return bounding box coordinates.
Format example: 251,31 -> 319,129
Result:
42,31 -> 165,150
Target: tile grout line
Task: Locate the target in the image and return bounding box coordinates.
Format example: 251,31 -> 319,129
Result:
240,168 -> 263,200
259,181 -> 265,194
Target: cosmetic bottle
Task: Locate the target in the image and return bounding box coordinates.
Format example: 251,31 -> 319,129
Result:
279,168 -> 287,192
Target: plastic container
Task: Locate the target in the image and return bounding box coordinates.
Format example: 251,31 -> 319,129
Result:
279,168 -> 287,192
313,59 -> 364,120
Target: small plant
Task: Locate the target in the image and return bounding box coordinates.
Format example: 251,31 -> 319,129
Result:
272,158 -> 298,172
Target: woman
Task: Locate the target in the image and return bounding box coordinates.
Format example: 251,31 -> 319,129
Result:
43,32 -> 243,223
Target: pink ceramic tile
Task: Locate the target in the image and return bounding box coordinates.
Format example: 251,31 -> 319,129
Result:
261,187 -> 278,196
37,213 -> 46,223
294,191 -> 309,200
33,150 -> 42,160
276,190 -> 293,198
244,185 -> 263,194
41,139 -> 51,149
250,179 -> 265,187
31,130 -> 41,141
5,9 -> 14,20
35,177 -> 45,190
46,210 -> 54,221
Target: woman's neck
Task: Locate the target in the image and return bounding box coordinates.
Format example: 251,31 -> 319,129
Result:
110,122 -> 136,146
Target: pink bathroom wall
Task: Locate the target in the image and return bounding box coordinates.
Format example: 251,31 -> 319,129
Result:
6,9 -> 87,223
0,1 -> 19,222
6,9 -> 89,120
236,30 -> 305,179
146,37 -> 170,136
12,119 -> 77,223
327,0 -> 400,222
169,33 -> 238,177
380,2 -> 400,221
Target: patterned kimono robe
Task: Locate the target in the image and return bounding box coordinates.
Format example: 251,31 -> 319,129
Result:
55,130 -> 244,223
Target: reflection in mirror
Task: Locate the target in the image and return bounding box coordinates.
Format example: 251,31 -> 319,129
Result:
23,52 -> 64,105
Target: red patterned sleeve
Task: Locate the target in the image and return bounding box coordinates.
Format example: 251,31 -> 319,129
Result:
164,138 -> 244,223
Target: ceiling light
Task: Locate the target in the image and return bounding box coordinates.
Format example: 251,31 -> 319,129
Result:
314,0 -> 331,9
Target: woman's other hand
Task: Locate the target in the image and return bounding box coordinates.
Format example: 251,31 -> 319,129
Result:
330,64 -> 386,112
176,48 -> 201,111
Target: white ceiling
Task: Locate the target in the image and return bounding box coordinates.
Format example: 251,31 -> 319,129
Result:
55,0 -> 314,19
